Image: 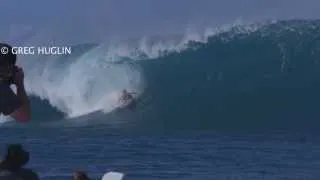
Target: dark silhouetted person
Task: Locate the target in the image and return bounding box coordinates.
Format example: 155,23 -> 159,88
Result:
0,43 -> 31,122
73,171 -> 90,180
0,144 -> 39,180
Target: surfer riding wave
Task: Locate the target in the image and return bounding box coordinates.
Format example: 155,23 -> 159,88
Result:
118,89 -> 137,110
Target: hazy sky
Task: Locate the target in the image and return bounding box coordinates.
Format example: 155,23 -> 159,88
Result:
0,0 -> 319,44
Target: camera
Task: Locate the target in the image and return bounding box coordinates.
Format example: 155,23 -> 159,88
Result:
0,43 -> 17,85
0,66 -> 17,85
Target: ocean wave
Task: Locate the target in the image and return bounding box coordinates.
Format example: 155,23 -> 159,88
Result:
6,19 -> 320,132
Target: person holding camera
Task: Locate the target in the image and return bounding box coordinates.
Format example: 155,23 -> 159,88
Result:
0,43 -> 30,122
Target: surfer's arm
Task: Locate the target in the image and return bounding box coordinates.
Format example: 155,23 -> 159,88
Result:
10,68 -> 30,122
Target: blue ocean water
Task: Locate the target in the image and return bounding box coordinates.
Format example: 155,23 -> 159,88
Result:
2,19 -> 320,179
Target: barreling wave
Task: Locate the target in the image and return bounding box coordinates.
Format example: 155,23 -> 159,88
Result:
8,19 -> 320,132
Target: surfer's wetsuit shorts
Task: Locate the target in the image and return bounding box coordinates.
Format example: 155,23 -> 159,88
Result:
0,85 -> 20,115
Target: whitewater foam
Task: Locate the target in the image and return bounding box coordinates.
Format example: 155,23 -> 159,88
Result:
12,19 -> 269,119
21,44 -> 144,118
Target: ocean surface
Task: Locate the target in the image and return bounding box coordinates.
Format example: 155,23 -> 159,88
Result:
1,19 -> 320,179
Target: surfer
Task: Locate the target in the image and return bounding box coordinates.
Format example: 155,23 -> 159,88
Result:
119,89 -> 137,109
0,43 -> 31,122
73,171 -> 91,180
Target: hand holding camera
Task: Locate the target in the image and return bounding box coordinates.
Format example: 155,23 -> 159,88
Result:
12,66 -> 24,87
0,43 -> 30,122
0,65 -> 24,86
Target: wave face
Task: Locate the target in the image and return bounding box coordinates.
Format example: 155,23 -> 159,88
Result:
10,19 -> 320,132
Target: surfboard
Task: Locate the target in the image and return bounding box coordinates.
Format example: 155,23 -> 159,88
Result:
102,172 -> 124,180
